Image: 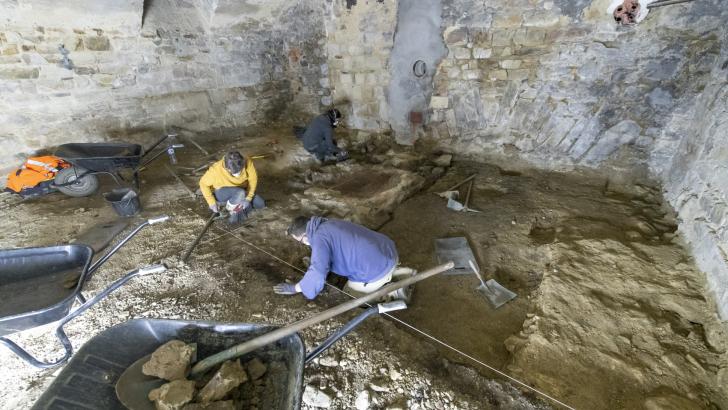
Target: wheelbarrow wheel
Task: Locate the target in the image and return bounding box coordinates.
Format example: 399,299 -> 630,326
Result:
55,167 -> 99,197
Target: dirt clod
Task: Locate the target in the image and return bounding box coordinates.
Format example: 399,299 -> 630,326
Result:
149,379 -> 196,410
302,384 -> 332,408
143,340 -> 197,381
197,359 -> 248,403
245,357 -> 267,380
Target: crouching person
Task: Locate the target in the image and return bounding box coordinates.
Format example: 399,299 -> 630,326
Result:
294,108 -> 349,163
199,151 -> 265,224
274,215 -> 413,300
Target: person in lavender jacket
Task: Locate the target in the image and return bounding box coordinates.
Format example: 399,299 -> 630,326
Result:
273,216 -> 411,300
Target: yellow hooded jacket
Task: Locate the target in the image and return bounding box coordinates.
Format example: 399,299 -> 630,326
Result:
199,157 -> 258,206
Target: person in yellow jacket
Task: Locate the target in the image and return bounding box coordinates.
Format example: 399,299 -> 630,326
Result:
199,151 -> 265,224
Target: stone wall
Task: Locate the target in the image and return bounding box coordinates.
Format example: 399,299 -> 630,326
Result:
0,0 -> 326,170
657,48 -> 728,318
428,0 -> 727,173
323,0 -> 396,131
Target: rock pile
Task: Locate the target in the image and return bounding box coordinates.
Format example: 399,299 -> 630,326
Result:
143,340 -> 268,410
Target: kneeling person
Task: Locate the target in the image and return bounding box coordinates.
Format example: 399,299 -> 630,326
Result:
275,216 -> 408,299
199,151 -> 265,224
295,108 -> 349,162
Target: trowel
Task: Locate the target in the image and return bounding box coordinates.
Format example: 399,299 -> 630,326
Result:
467,260 -> 516,309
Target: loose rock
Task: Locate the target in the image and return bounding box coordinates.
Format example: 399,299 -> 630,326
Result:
319,356 -> 339,367
302,384 -> 332,408
149,379 -> 196,410
245,358 -> 267,381
143,340 -> 197,381
197,359 -> 248,403
355,389 -> 371,410
433,154 -> 452,167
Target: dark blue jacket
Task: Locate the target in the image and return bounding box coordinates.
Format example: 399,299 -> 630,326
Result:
301,115 -> 336,152
298,217 -> 398,299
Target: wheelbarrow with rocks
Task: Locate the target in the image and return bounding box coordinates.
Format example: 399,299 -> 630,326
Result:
33,262 -> 454,409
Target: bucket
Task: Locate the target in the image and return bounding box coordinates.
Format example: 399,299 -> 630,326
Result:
103,188 -> 141,217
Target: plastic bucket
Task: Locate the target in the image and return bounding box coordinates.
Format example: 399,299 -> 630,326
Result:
103,188 -> 141,217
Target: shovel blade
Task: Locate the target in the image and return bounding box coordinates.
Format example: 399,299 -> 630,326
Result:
116,354 -> 162,410
477,279 -> 517,309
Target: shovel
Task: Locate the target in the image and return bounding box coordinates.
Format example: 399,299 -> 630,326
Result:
436,174 -> 476,198
468,260 -> 516,309
181,212 -> 219,263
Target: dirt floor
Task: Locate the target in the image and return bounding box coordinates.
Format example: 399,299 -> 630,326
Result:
0,128 -> 726,409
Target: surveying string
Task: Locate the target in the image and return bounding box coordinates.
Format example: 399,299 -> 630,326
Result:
210,225 -> 575,410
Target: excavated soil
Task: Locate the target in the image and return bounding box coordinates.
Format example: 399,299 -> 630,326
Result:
380,163 -> 728,409
0,129 -> 726,410
0,129 -> 544,410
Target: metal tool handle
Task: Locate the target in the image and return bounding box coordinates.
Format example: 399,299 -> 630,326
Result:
181,212 -> 218,263
468,260 -> 488,289
138,264 -> 167,275
305,301 -> 407,362
303,301 -> 409,362
378,300 -> 408,313
148,215 -> 170,225
190,262 -> 454,377
142,134 -> 172,159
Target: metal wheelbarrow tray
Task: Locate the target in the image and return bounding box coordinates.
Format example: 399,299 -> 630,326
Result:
0,245 -> 93,337
51,134 -> 183,197
54,143 -> 144,172
34,302 -> 407,409
0,216 -> 170,368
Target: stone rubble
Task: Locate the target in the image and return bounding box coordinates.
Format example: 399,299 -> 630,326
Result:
244,358 -> 267,381
302,384 -> 332,408
196,360 -> 248,403
142,340 -> 197,381
148,379 -> 197,410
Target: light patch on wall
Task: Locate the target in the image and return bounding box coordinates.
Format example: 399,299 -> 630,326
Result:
387,0 -> 447,144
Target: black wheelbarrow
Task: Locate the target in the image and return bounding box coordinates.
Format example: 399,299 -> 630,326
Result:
33,302 -> 408,409
0,215 -> 170,368
52,134 -> 184,197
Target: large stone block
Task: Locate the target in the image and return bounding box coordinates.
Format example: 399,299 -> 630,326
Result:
507,69 -> 529,81
0,67 -> 39,79
473,48 -> 492,59
430,95 -> 449,109
500,59 -> 522,69
523,29 -> 546,46
444,26 -> 468,46
452,47 -> 472,60
491,30 -> 512,47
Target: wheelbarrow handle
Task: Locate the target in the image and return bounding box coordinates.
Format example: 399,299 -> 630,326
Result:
62,264 -> 167,327
0,328 -> 73,369
305,300 -> 407,364
88,216 -> 170,276
142,134 -> 173,159
0,264 -> 166,369
148,215 -> 171,225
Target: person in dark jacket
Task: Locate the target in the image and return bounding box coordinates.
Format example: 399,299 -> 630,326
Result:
274,216 -> 412,300
295,109 -> 349,162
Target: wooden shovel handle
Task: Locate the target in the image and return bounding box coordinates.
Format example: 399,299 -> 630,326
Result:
190,261 -> 455,376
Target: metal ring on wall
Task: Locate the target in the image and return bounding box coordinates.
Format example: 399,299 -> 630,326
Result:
413,60 -> 427,77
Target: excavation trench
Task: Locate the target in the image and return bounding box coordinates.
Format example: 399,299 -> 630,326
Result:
0,130 -> 726,410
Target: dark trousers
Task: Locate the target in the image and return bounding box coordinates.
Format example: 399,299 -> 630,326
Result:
214,187 -> 265,223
